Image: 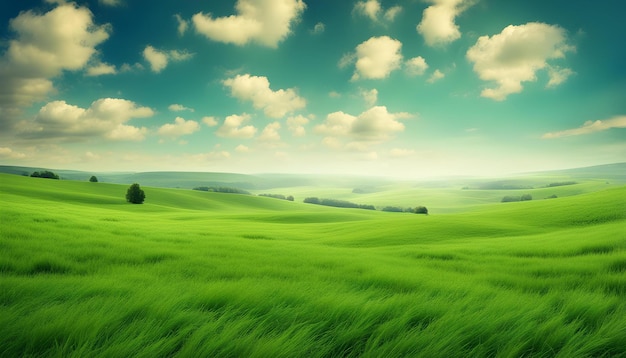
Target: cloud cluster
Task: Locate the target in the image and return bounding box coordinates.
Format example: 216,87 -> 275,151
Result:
360,89 -> 378,107
0,3 -> 110,119
466,22 -> 574,100
259,122 -> 282,142
20,98 -> 153,141
542,116 -> 626,139
216,114 -> 257,138
143,46 -> 193,73
417,0 -> 474,46
343,38 -> 434,81
192,0 -> 306,48
354,0 -> 402,23
287,115 -> 309,136
158,117 -> 200,138
315,106 -> 409,148
223,74 -> 306,118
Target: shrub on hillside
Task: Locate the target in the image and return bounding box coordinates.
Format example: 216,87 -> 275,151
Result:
259,193 -> 294,201
501,194 -> 532,202
304,197 -> 321,205
30,171 -> 59,180
126,183 -> 145,204
548,181 -> 577,187
89,176 -> 98,183
414,206 -> 429,215
520,194 -> 532,201
382,206 -> 405,213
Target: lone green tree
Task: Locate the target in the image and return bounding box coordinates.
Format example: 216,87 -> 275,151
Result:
126,183 -> 145,204
414,206 -> 428,215
89,175 -> 98,183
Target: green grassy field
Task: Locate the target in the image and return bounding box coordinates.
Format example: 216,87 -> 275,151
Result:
1,173 -> 625,357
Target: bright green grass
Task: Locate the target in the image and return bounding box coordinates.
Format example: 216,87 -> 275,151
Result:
1,174 -> 625,357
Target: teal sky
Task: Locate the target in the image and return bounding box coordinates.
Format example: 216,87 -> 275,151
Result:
1,0 -> 624,177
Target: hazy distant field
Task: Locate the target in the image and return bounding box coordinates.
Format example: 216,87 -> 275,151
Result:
1,172 -> 625,357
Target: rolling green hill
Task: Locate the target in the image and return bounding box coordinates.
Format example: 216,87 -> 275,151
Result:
1,174 -> 625,357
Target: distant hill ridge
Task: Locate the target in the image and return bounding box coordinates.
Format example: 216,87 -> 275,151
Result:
1,162 -> 624,190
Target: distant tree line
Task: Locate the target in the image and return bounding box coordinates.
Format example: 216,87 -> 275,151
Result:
547,181 -> 577,187
258,193 -> 294,201
501,194 -> 532,203
303,197 -> 428,214
30,171 -> 59,179
381,206 -> 428,214
193,186 -> 251,195
304,197 -> 376,210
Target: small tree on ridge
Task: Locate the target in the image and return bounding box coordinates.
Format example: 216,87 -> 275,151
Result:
89,176 -> 98,183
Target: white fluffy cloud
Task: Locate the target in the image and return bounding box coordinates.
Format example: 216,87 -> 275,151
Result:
223,74 -> 306,118
175,14 -> 189,36
86,62 -> 117,76
427,69 -> 445,83
287,115 -> 309,136
192,0 -> 306,48
417,0 -> 474,47
347,36 -> 403,80
315,106 -> 408,145
143,46 -> 167,73
311,22 -> 325,35
259,122 -> 281,142
202,116 -> 219,127
542,116 -> 626,139
168,104 -> 194,112
21,98 -> 153,141
466,22 -> 574,101
405,56 -> 428,76
354,0 -> 402,23
158,117 -> 200,138
0,3 -> 110,114
143,46 -> 193,73
216,114 -> 257,138
547,66 -> 574,88
360,89 -> 378,107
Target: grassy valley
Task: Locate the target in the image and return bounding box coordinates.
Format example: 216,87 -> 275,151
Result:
1,169 -> 625,357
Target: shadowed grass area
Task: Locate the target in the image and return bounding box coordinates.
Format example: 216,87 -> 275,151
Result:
1,174 -> 625,357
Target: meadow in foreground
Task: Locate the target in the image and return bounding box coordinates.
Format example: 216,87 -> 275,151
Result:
1,174 -> 625,357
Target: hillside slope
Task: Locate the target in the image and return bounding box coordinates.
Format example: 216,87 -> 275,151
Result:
1,174 -> 625,357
